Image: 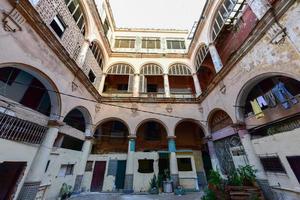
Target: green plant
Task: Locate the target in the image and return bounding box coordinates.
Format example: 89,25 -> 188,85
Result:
148,174 -> 159,194
228,170 -> 243,186
201,188 -> 216,200
59,183 -> 72,200
157,174 -> 163,188
208,170 -> 222,188
238,165 -> 257,185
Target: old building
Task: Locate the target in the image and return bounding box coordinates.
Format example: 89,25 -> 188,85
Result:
0,0 -> 300,199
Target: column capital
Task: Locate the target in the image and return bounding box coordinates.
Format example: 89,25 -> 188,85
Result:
102,73 -> 107,76
231,122 -> 247,131
167,136 -> 176,140
192,72 -> 198,76
128,135 -> 137,139
163,73 -> 169,76
47,120 -> 64,127
208,42 -> 215,47
134,73 -> 140,76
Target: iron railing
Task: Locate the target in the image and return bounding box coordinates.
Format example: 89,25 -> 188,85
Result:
0,112 -> 48,144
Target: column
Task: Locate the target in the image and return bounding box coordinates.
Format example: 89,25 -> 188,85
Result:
73,134 -> 93,192
163,73 -> 170,98
76,39 -> 90,67
209,43 -> 223,73
192,73 -> 202,97
18,120 -> 64,200
248,0 -> 270,20
207,139 -> 221,172
168,136 -> 179,187
133,73 -> 140,97
98,73 -> 107,94
238,128 -> 274,200
124,135 -> 136,193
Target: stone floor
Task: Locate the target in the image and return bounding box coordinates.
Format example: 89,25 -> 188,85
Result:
70,192 -> 203,200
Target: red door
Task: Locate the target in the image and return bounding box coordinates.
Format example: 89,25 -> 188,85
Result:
90,161 -> 106,192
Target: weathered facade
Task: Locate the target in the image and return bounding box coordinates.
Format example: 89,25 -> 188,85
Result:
0,0 -> 300,199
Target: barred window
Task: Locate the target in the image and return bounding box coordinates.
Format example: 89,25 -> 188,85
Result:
114,39 -> 135,48
142,38 -> 161,49
166,40 -> 185,49
260,156 -> 286,173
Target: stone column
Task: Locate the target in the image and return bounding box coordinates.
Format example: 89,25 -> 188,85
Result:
209,43 -> 223,73
238,128 -> 274,200
124,135 -> 136,193
192,73 -> 202,97
207,139 -> 221,172
163,73 -> 170,98
18,120 -> 64,200
133,73 -> 140,97
168,136 -> 179,187
76,39 -> 90,67
98,73 -> 107,94
73,134 -> 93,192
248,0 -> 270,20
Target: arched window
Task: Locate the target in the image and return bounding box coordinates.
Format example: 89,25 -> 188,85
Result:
140,64 -> 164,93
63,109 -> 86,132
194,45 -> 209,72
209,110 -> 233,133
168,63 -> 191,76
90,41 -> 104,70
168,64 -> 194,94
65,0 -> 86,34
140,63 -> 163,76
0,67 -> 51,116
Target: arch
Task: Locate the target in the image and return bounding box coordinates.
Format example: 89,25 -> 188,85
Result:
140,63 -> 163,76
90,40 -> 105,70
0,63 -> 61,118
235,73 -> 300,122
135,118 -> 169,135
208,109 -> 233,133
194,44 -> 209,72
106,63 -> 134,75
63,106 -> 92,132
95,117 -> 131,134
168,63 -> 192,76
197,65 -> 215,91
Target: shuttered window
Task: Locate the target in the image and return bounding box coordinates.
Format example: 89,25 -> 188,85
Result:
166,40 -> 186,49
142,38 -> 161,49
114,39 -> 135,48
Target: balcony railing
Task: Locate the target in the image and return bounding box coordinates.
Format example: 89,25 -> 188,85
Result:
0,112 -> 48,144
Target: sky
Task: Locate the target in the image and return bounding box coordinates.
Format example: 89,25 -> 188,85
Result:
108,0 -> 206,30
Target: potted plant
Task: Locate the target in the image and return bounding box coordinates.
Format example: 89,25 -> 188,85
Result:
59,183 -> 72,200
148,174 -> 159,194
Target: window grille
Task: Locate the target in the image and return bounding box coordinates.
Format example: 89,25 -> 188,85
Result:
166,40 -> 186,49
114,39 -> 135,48
90,41 -> 104,70
107,64 -> 134,75
142,38 -> 161,49
140,64 -> 163,76
169,64 -> 192,76
194,45 -> 209,72
260,156 -> 286,173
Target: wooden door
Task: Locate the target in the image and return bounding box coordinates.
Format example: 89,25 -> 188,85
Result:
90,161 -> 106,192
115,160 -> 126,189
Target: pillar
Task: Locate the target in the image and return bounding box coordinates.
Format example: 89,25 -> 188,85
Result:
207,139 -> 221,172
18,120 -> 64,200
209,43 -> 223,73
98,73 -> 107,94
192,73 -> 202,97
168,136 -> 179,187
124,135 -> 136,193
163,73 -> 170,98
73,134 -> 93,192
248,0 -> 270,20
76,39 -> 90,67
238,128 -> 274,200
133,74 -> 140,97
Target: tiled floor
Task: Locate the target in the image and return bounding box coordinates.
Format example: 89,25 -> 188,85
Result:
70,192 -> 203,200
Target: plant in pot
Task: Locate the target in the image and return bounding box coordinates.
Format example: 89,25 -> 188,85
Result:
207,170 -> 226,199
59,183 -> 72,200
148,174 -> 159,194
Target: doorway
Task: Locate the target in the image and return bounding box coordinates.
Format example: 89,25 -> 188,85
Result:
158,153 -> 170,181
115,160 -> 126,190
0,162 -> 26,200
90,161 -> 106,192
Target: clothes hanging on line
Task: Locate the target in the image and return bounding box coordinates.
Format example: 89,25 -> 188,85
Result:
250,99 -> 264,119
257,96 -> 268,107
271,82 -> 298,109
263,90 -> 277,108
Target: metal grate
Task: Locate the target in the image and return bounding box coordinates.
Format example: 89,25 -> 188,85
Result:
194,45 -> 209,72
169,63 -> 192,76
0,112 -> 48,144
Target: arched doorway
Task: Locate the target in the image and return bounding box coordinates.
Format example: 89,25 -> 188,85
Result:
175,120 -> 211,189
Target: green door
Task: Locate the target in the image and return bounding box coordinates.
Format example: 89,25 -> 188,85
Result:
115,160 -> 126,189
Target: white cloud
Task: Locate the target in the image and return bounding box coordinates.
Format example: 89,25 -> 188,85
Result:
109,0 -> 206,30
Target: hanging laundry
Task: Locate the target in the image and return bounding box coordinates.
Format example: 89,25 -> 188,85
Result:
263,90 -> 277,107
272,82 -> 298,109
250,99 -> 264,119
257,96 -> 268,107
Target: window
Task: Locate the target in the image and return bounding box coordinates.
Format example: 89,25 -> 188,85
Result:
45,160 -> 50,172
260,156 -> 286,173
60,135 -> 84,151
103,19 -> 110,36
177,158 -> 193,171
166,40 -> 185,49
90,42 -> 104,70
138,159 -> 154,173
88,70 -> 96,83
142,38 -> 161,49
114,39 -> 135,48
147,84 -> 158,93
58,164 -> 74,177
50,15 -> 66,38
144,122 -> 161,141
287,156 -> 300,183
65,0 -> 85,34
85,161 -> 93,172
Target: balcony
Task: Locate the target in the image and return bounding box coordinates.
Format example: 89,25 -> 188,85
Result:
0,112 -> 48,145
